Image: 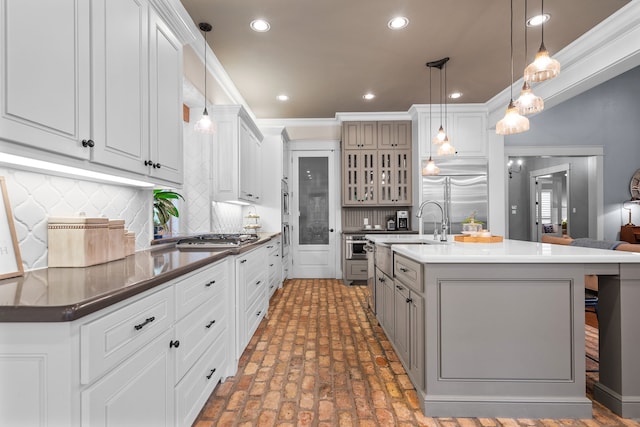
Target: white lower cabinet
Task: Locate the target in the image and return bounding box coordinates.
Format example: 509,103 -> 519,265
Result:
236,245 -> 268,360
267,237 -> 282,298
0,257 -> 233,427
82,329 -> 175,427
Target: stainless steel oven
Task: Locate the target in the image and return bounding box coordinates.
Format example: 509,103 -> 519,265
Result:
345,235 -> 367,260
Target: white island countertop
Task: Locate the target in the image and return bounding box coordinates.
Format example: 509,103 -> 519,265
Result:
365,234 -> 640,264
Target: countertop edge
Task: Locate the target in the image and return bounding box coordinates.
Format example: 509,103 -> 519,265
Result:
0,233 -> 281,323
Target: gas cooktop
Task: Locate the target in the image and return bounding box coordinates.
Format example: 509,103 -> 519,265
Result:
176,233 -> 260,249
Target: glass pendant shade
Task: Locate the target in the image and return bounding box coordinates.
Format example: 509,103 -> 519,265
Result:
194,107 -> 216,134
433,125 -> 447,145
437,137 -> 456,156
524,43 -> 560,83
515,81 -> 544,115
497,100 -> 530,135
422,157 -> 440,176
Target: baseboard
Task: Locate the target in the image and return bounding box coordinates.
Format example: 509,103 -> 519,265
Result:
594,382 -> 640,418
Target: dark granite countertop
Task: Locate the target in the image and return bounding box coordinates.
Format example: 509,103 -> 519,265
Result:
0,233 -> 279,323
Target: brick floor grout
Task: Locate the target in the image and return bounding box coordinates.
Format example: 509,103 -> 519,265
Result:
194,279 -> 640,427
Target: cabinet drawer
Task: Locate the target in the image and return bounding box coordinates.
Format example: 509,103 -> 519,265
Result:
174,295 -> 226,383
237,247 -> 266,279
175,260 -> 228,320
246,294 -> 266,342
175,332 -> 227,427
394,254 -> 423,292
245,270 -> 267,310
346,260 -> 368,280
81,286 -> 174,384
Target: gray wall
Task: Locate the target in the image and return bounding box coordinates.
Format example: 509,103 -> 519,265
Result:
506,65 -> 640,240
508,156 -> 590,241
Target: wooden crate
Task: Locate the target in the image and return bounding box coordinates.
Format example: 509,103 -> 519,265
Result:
454,234 -> 503,243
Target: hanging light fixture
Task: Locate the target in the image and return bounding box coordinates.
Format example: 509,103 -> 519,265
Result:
497,0 -> 530,135
516,0 -> 544,115
428,57 -> 449,146
437,59 -> 456,156
194,22 -> 215,134
422,66 -> 439,176
524,0 -> 560,83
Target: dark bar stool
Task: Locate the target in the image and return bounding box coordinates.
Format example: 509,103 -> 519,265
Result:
585,289 -> 599,372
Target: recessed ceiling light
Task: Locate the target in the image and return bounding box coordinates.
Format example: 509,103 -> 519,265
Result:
527,13 -> 550,27
449,92 -> 462,99
387,16 -> 409,30
276,94 -> 289,101
363,93 -> 375,100
250,19 -> 270,32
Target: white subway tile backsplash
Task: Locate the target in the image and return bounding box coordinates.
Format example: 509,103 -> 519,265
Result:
0,166 -> 152,271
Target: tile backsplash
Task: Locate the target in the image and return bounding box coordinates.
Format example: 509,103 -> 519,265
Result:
0,166 -> 151,271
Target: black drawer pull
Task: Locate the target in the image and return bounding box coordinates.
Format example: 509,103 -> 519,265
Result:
406,298 -> 413,303
267,245 -> 274,249
134,316 -> 155,331
256,280 -> 261,286
256,310 -> 262,317
206,368 -> 216,380
205,280 -> 216,287
169,340 -> 180,348
240,259 -> 247,264
399,267 -> 408,273
396,285 -> 403,290
205,320 -> 216,329
269,263 -> 274,267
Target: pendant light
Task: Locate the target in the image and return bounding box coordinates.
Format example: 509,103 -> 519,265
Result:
422,66 -> 439,176
496,0 -> 530,135
194,22 -> 215,134
437,59 -> 456,156
428,57 -> 449,146
516,0 -> 544,115
524,0 -> 560,83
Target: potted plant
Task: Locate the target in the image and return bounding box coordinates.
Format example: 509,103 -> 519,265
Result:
153,189 -> 184,238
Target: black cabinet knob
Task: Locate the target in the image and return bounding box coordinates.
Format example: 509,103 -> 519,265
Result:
81,139 -> 94,148
169,340 -> 180,348
154,163 -> 161,169
144,160 -> 153,166
205,320 -> 216,329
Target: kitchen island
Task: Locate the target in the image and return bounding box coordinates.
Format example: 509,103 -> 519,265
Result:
366,235 -> 640,419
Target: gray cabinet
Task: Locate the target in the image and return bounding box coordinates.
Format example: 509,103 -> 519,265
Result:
341,121 -> 412,206
342,121 -> 377,149
377,121 -> 411,149
380,270 -> 395,341
393,254 -> 425,389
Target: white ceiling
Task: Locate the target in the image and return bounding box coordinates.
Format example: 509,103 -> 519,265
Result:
179,0 -> 629,119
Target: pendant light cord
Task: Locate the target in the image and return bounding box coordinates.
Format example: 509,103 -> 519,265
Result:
524,0 -> 528,64
429,67 -> 433,157
510,0 -> 514,101
203,31 -> 207,108
444,62 -> 448,134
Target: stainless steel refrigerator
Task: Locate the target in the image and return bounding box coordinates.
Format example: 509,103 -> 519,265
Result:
420,159 -> 488,235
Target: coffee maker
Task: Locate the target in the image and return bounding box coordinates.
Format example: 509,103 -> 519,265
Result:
396,210 -> 409,230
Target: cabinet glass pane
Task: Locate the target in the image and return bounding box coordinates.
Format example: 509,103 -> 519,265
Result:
299,157 -> 329,245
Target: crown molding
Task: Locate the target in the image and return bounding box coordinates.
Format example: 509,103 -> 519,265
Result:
148,0 -> 198,45
335,111 -> 412,122
256,118 -> 339,128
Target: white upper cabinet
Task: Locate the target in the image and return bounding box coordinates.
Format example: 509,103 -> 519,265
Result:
148,7 -> 183,184
89,0 -> 149,175
413,105 -> 488,158
0,0 -> 91,159
211,105 -> 263,204
0,0 -> 184,185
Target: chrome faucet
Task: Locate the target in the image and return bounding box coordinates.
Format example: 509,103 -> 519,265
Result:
416,200 -> 448,241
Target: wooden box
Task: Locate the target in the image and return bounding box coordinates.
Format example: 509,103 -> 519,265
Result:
108,219 -> 125,261
454,234 -> 504,243
125,231 -> 136,256
48,217 -> 109,267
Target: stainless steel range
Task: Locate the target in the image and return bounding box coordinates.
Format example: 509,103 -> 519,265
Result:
176,233 -> 260,249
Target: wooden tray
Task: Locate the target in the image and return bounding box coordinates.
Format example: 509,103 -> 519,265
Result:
454,234 -> 503,243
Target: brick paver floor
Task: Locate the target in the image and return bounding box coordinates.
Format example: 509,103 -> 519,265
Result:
194,279 -> 640,427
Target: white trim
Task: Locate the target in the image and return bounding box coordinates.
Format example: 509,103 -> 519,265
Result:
335,111 -> 412,122
256,118 -> 338,128
505,146 -> 604,157
148,0 -> 198,45
289,140 -> 340,152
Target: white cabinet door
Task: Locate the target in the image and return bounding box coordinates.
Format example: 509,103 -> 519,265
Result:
452,112 -> 487,157
82,330 -> 174,427
149,8 -> 183,184
239,120 -> 253,201
90,0 -> 149,175
0,0 -> 91,159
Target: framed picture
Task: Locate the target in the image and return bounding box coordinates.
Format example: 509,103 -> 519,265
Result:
0,177 -> 23,280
